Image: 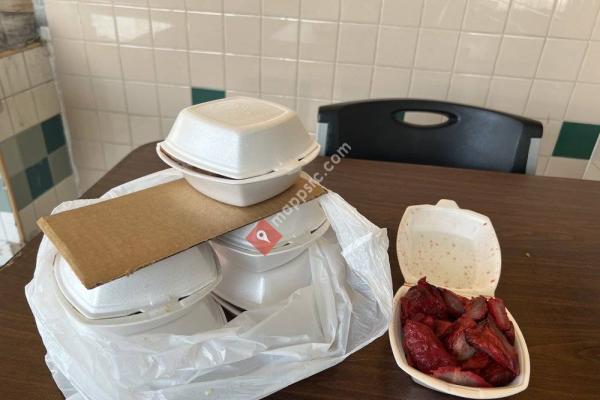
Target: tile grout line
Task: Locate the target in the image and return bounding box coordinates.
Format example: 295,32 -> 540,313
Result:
444,0 -> 470,102
407,0 -> 427,97
292,0 -> 302,109
329,0 -> 342,103
368,1 -> 385,98
483,0 -> 513,108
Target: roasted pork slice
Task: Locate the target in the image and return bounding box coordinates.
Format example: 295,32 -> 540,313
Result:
403,320 -> 458,373
431,367 -> 492,388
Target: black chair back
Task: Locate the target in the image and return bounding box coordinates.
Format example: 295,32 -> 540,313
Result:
318,99 -> 543,173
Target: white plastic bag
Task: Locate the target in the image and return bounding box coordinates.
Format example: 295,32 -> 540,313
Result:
26,169 -> 393,400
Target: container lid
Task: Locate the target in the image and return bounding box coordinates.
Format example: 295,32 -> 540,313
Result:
396,199 -> 501,297
54,242 -> 221,319
161,97 -> 318,180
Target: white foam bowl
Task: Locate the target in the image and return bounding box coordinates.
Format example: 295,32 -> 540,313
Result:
211,220 -> 330,272
157,143 -> 319,207
212,247 -> 313,310
389,199 -> 530,398
221,198 -> 326,251
161,96 -> 317,180
55,243 -> 221,319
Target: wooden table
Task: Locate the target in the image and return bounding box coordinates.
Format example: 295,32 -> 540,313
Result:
1,143 -> 599,400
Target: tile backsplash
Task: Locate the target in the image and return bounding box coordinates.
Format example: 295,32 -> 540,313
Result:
34,0 -> 600,191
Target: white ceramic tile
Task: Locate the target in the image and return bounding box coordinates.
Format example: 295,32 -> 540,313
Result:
157,85 -> 191,117
224,0 -> 260,14
262,0 -> 299,17
261,58 -> 296,96
583,161 -> 600,181
1,212 -> 21,243
338,23 -> 378,65
33,188 -> 58,219
495,36 -> 544,78
18,203 -> 38,241
260,94 -> 296,109
544,156 -> 587,178
224,55 -> 260,92
415,29 -> 459,71
591,136 -> 600,166
447,73 -> 490,106
454,32 -> 501,74
72,139 -> 106,169
539,119 -> 562,156
225,15 -> 260,55
536,38 -> 587,80
78,3 -> 117,42
190,52 -> 224,89
505,0 -> 554,36
125,82 -> 159,115
86,42 -> 122,79
422,0 -> 467,30
185,0 -> 222,12
296,97 -> 329,132
261,18 -> 299,59
161,117 -> 176,137
114,0 -> 148,5
375,27 -> 418,68
536,155 -> 549,175
58,74 -> 96,109
333,64 -> 372,100
77,168 -> 105,194
301,0 -> 339,21
154,49 -> 190,85
120,46 -> 156,82
24,47 -> 53,87
381,0 -> 423,27
0,100 -> 14,141
103,143 -> 132,169
579,41 -> 600,83
525,80 -> 573,120
98,111 -> 131,144
32,82 -> 61,121
403,111 -> 446,125
566,82 -> 600,124
66,108 -> 101,141
150,0 -> 185,9
549,0 -> 600,39
299,21 -> 338,62
297,61 -> 334,99
187,12 -> 223,51
6,91 -> 38,132
115,6 -> 152,46
130,115 -> 161,145
54,175 -> 78,203
370,67 -> 411,98
0,53 -> 30,96
92,78 -> 127,113
463,0 -> 510,33
52,39 -> 89,75
409,70 -> 450,100
593,11 -> 600,40
341,0 -> 382,24
486,76 -> 531,114
45,0 -> 83,39
151,10 -> 187,49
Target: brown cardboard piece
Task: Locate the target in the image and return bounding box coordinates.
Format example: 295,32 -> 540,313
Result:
38,176 -> 326,289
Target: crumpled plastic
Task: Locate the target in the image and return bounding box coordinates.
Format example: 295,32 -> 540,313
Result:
26,169 -> 393,400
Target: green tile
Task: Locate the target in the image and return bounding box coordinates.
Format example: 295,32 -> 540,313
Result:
553,122 -> 600,159
48,146 -> 73,184
192,87 -> 225,105
26,158 -> 53,199
0,136 -> 24,177
0,186 -> 11,212
41,115 -> 66,154
16,125 -> 47,168
9,171 -> 32,209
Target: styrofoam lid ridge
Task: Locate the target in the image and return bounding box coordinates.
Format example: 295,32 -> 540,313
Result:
54,242 -> 221,319
396,199 -> 501,297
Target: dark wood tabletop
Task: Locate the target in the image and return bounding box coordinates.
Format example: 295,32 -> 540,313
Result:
1,143 -> 599,400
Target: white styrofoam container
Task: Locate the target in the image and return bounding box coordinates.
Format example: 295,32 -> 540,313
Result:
211,220 -> 330,272
211,293 -> 245,315
54,243 -> 221,319
161,96 -> 317,180
388,200 -> 530,399
220,198 -> 326,251
212,246 -> 314,310
157,144 -> 320,206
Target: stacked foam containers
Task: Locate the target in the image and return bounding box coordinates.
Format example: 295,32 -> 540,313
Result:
54,97 -> 328,335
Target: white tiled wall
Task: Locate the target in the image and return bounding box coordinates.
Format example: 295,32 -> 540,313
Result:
39,0 -> 600,191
